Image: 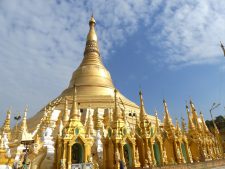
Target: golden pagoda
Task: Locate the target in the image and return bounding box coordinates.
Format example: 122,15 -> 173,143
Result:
0,15 -> 223,169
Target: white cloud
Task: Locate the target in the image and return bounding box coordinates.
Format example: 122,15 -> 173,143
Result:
0,0 -> 151,119
147,0 -> 225,67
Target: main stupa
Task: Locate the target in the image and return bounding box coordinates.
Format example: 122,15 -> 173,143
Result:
26,15 -> 155,133
0,15 -> 223,169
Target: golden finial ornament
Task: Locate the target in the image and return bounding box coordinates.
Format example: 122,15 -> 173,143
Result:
86,109 -> 94,137
163,99 -> 174,128
186,105 -> 196,132
87,15 -> 97,42
21,106 -> 28,133
199,112 -> 209,134
70,85 -> 79,121
3,109 -> 11,135
154,109 -> 160,133
181,117 -> 186,134
139,90 -> 147,123
62,97 -> 70,126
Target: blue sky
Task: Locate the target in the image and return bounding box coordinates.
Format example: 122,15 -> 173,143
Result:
0,0 -> 225,126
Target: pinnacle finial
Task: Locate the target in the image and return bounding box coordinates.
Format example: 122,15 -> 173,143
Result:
186,105 -> 196,132
3,109 -> 11,135
139,90 -> 147,123
114,89 -> 118,107
20,105 -> 28,133
24,105 -> 28,119
163,99 -> 169,115
175,117 -> 180,131
70,85 -> 79,120
154,109 -> 158,117
86,15 -> 97,42
163,99 -> 174,131
89,14 -> 96,27
114,88 -> 118,111
62,97 -> 70,124
181,117 -> 186,133
200,112 -> 209,133
190,99 -> 196,111
113,88 -> 123,121
154,109 -> 160,133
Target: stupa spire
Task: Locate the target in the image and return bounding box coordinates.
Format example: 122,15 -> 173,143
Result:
186,105 -> 196,132
199,112 -> 209,134
21,106 -> 28,133
2,109 -> 11,134
113,89 -> 123,121
139,91 -> 147,122
190,100 -> 198,119
70,86 -> 79,121
163,99 -> 173,127
19,106 -> 33,142
181,117 -> 187,134
86,109 -> 94,137
175,118 -> 182,135
87,15 -> 97,41
190,100 -> 201,132
154,110 -> 160,133
62,98 -> 70,125
66,15 -> 115,90
83,15 -> 101,63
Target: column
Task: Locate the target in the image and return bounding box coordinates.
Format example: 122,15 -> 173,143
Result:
150,141 -> 156,166
144,139 -> 148,159
120,143 -> 125,163
114,143 -> 120,169
67,142 -> 72,169
132,143 -> 138,167
103,141 -> 107,169
144,139 -> 149,167
84,143 -> 87,163
108,140 -> 114,169
57,138 -> 62,169
160,143 -> 164,166
62,141 -> 67,168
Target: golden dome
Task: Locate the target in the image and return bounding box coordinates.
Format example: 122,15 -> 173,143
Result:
60,15 -> 138,108
26,16 -> 139,131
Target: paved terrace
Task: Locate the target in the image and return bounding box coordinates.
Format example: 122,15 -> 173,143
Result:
134,159 -> 225,169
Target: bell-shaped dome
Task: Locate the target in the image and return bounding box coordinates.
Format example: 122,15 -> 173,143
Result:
61,16 -> 137,109
61,15 -> 115,97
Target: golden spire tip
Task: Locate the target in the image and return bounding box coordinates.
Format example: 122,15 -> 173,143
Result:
89,14 -> 96,26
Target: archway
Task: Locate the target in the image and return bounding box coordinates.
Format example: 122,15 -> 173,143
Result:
123,144 -> 133,168
72,143 -> 83,164
181,143 -> 187,162
153,142 -> 161,166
